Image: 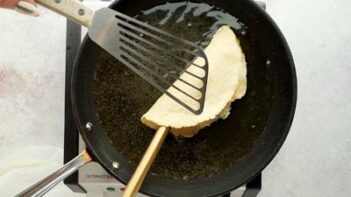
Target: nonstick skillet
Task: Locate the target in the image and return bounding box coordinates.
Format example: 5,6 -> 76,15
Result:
17,0 -> 297,196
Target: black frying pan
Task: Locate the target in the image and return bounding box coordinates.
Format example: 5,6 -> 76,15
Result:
18,0 -> 297,196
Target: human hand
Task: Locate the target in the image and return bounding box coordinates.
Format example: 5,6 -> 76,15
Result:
0,0 -> 39,16
0,0 -> 36,9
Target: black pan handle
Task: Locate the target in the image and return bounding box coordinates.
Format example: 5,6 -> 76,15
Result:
15,149 -> 92,197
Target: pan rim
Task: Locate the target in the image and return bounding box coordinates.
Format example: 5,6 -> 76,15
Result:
71,0 -> 297,196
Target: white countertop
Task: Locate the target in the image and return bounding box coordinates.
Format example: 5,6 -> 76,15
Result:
0,0 -> 350,196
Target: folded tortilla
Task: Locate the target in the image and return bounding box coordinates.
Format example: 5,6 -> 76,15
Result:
141,26 -> 247,137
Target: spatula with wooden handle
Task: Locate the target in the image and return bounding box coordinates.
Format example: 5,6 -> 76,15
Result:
122,127 -> 169,197
15,0 -> 208,196
16,0 -> 208,114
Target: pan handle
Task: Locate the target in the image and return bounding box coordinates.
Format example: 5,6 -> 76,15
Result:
15,149 -> 92,197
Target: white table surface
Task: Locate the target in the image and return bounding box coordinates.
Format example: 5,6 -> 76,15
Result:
0,0 -> 350,196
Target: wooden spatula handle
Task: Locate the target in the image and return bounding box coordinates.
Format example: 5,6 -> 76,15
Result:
123,127 -> 169,197
36,0 -> 94,27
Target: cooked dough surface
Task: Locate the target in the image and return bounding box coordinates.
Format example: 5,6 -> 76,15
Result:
141,26 -> 247,137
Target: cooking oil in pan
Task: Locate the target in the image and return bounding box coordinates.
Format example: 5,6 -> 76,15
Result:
94,2 -> 267,180
136,2 -> 247,49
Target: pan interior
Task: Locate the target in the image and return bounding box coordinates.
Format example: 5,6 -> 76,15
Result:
93,1 -> 272,180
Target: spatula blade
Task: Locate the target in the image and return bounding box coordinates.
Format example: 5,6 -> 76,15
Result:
88,8 -> 208,115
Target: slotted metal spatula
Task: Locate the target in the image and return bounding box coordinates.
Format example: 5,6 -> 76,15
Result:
17,0 -> 208,114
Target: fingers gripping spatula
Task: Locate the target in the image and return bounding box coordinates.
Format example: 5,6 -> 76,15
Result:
15,0 -> 208,196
